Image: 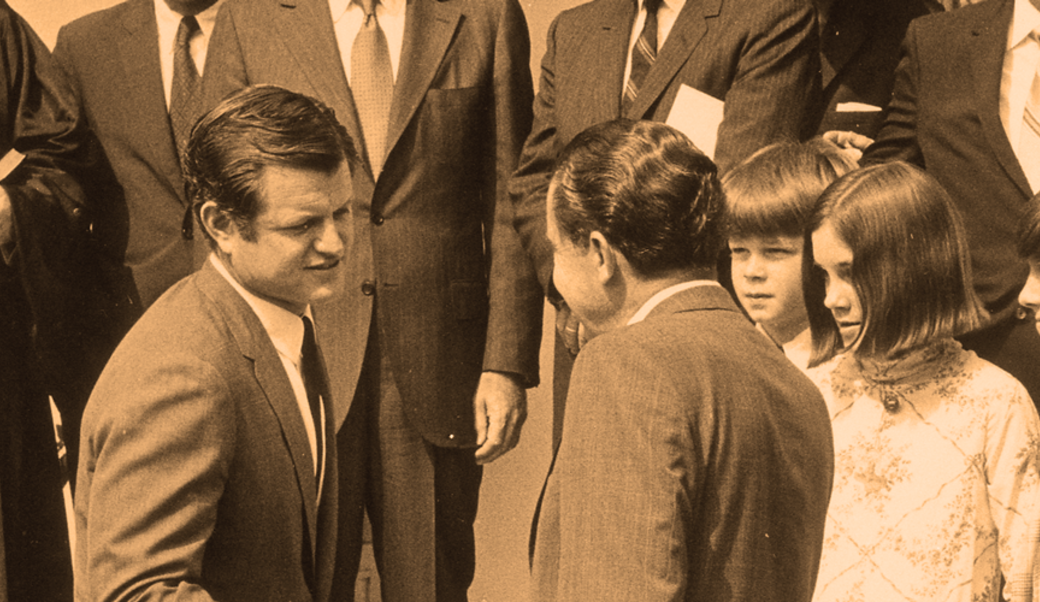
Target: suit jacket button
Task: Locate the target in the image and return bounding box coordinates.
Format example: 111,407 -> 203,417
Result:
371,212 -> 384,225
361,280 -> 376,296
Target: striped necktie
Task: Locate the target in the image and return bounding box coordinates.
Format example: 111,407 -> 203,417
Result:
623,0 -> 662,113
352,0 -> 394,175
1022,32 -> 1040,192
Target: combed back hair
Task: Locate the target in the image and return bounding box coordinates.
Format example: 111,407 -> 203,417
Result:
721,137 -> 858,239
184,84 -> 359,243
1018,194 -> 1040,262
550,119 -> 723,275
806,161 -> 985,365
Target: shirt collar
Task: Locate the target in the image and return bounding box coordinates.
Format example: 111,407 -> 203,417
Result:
1009,0 -> 1040,51
637,0 -> 684,13
210,254 -> 311,364
154,0 -> 224,39
626,280 -> 718,325
329,0 -> 406,21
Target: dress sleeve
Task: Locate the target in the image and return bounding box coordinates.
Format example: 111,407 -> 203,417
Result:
985,380 -> 1040,602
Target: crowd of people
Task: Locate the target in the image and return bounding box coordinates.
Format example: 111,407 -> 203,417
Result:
3,0 -> 1040,600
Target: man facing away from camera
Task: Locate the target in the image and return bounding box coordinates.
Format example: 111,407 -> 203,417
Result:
530,119 -> 834,602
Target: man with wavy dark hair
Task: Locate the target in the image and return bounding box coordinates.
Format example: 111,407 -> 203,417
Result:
76,85 -> 356,602
530,119 -> 834,602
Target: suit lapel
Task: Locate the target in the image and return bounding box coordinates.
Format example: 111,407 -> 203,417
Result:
119,0 -> 185,203
625,0 -> 718,119
197,263 -> 322,563
383,0 -> 461,171
972,0 -> 1032,198
819,1 -> 871,92
271,0 -> 366,175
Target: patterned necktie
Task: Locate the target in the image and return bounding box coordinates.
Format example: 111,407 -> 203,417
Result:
1022,32 -> 1040,193
301,316 -> 327,483
170,15 -> 201,162
352,0 -> 394,175
623,0 -> 661,113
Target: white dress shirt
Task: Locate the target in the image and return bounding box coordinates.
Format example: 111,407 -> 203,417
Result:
329,0 -> 406,83
210,256 -> 326,496
623,0 -> 687,89
627,279 -> 717,325
1001,0 -> 1040,192
154,0 -> 224,109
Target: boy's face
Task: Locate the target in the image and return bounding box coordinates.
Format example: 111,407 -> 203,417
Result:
1019,259 -> 1040,334
729,234 -> 809,345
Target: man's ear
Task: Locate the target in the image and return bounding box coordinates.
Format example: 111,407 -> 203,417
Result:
588,230 -> 618,284
198,201 -> 238,254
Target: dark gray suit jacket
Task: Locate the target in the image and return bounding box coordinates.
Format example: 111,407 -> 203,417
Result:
204,0 -> 543,442
510,0 -> 821,290
531,285 -> 833,602
54,0 -> 207,309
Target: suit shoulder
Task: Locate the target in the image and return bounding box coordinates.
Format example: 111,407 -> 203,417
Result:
59,0 -> 137,39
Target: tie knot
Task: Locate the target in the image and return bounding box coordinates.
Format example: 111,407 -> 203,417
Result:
643,0 -> 662,15
176,15 -> 200,47
356,0 -> 378,18
302,315 -> 316,346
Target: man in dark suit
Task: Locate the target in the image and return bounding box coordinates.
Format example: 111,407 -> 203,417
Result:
509,0 -> 819,449
203,1 -> 542,599
863,0 -> 1040,404
811,0 -> 938,137
75,86 -> 352,602
0,2 -> 117,599
53,0 -> 224,310
531,119 -> 833,601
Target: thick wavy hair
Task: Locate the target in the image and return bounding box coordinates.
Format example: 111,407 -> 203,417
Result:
722,137 -> 858,239
184,84 -> 359,244
550,119 -> 723,275
806,161 -> 985,365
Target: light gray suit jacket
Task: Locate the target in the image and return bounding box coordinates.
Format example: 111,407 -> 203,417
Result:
531,285 -> 834,602
76,261 -> 338,602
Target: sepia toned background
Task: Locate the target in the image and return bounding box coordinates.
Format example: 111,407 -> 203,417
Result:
7,0 -> 586,600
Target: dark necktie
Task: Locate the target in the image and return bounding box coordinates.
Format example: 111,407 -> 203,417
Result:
351,0 -> 394,175
623,0 -> 661,113
300,316 -> 327,484
170,15 -> 201,161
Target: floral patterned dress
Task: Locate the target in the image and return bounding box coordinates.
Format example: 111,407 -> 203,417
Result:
807,339 -> 1040,602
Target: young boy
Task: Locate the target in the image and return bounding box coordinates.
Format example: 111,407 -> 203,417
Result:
722,138 -> 856,368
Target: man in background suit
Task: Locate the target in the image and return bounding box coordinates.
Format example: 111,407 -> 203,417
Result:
509,0 -> 819,449
812,0 -> 938,137
531,119 -> 833,601
863,0 -> 1040,405
204,0 -> 542,599
75,85 -> 351,602
54,0 -> 223,310
0,2 -> 116,598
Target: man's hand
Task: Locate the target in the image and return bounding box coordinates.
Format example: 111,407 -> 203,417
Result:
555,302 -> 587,356
0,187 -> 14,264
473,371 -> 527,465
822,130 -> 874,164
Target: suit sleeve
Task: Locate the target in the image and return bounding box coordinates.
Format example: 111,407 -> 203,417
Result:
508,15 -> 561,292
862,20 -> 925,167
77,354 -> 235,602
712,0 -> 820,173
481,0 -> 544,384
552,339 -> 694,601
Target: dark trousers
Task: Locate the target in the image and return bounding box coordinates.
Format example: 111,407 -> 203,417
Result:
335,315 -> 482,602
